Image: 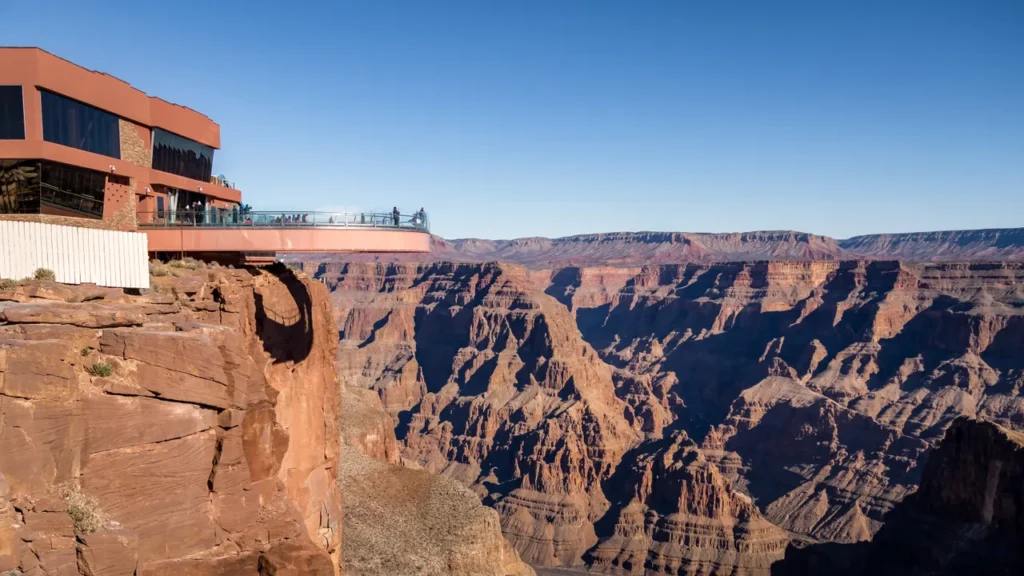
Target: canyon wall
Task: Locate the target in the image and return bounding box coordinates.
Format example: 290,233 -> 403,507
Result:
339,384 -> 535,576
775,417 -> 1024,575
328,262 -> 793,573
294,227 -> 1024,268
324,259 -> 1024,572
0,265 -> 341,575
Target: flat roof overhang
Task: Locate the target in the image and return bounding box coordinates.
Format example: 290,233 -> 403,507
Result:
142,226 -> 431,254
0,47 -> 221,148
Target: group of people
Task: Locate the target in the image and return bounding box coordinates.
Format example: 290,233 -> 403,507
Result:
181,200 -> 205,224
393,206 -> 428,228
166,203 -> 426,228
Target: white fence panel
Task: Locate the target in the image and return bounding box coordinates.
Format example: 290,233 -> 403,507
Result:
0,221 -> 149,289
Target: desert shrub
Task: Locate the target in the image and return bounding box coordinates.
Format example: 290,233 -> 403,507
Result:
88,362 -> 113,377
168,257 -> 202,270
57,483 -> 103,535
33,268 -> 56,281
0,279 -> 15,291
81,346 -> 92,357
150,264 -> 170,277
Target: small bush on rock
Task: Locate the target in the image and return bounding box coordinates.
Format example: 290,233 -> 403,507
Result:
33,268 -> 56,281
0,279 -> 15,291
57,482 -> 104,535
169,257 -> 202,270
150,264 -> 170,277
88,362 -> 113,377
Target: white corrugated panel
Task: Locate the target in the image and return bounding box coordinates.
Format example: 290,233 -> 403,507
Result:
0,221 -> 149,289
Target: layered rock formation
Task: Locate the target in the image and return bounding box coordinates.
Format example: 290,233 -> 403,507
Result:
841,228 -> 1024,261
329,262 -> 792,573
339,385 -> 535,576
587,431 -> 788,574
293,226 -> 1024,268
333,262 -> 642,567
0,265 -> 341,575
323,259 -> 1024,572
573,260 -> 1024,543
774,417 -> 1024,575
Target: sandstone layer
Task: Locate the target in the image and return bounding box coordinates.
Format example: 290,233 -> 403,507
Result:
293,227 -> 1024,268
328,262 -> 791,573
0,265 -> 341,575
339,385 -> 534,576
774,417 -> 1024,575
569,260 -> 1024,545
323,259 -> 1024,572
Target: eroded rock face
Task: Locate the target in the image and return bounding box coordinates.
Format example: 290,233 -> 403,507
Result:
293,227 -> 1024,270
587,431 -> 788,575
329,262 -> 788,573
339,384 -> 535,576
573,261 -> 1024,544
774,417 -> 1024,575
0,266 -> 341,575
325,259 -> 1024,572
861,417 -> 1024,574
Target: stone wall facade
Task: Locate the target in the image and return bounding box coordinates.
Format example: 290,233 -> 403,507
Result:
103,174 -> 138,231
118,118 -> 151,168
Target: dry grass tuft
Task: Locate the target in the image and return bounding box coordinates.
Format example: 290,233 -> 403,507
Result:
168,257 -> 203,270
88,362 -> 113,377
57,482 -> 104,535
33,268 -> 56,281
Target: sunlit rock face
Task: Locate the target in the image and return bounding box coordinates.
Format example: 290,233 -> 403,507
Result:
326,259 -> 1024,573
339,382 -> 535,576
0,265 -> 341,575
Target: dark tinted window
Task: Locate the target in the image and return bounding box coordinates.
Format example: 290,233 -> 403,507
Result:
0,160 -> 40,214
151,128 -> 214,182
41,90 -> 120,158
0,86 -> 25,139
38,161 -> 106,219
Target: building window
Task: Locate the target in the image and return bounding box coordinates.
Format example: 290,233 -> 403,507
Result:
0,160 -> 40,214
0,160 -> 105,219
151,128 -> 214,182
0,86 -> 25,140
41,90 -> 121,158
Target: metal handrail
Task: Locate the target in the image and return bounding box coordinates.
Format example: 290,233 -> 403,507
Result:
136,210 -> 430,232
39,183 -> 105,218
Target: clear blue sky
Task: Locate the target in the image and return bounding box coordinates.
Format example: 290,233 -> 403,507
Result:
6,0 -> 1023,239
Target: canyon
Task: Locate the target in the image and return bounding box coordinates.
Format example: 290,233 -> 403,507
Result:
774,416 -> 1024,575
3,225 -> 1023,575
321,255 -> 1024,573
0,263 -> 535,576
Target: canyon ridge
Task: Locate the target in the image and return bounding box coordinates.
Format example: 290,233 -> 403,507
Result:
309,225 -> 1024,574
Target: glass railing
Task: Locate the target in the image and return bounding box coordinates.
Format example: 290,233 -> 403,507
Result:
39,183 -> 105,218
137,210 -> 430,232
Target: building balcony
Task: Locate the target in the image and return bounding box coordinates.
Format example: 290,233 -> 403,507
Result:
137,210 -> 432,257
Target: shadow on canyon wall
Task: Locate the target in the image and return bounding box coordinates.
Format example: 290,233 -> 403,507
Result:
253,263 -> 314,363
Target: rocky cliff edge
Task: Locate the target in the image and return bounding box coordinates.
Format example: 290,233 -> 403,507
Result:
0,264 -> 341,575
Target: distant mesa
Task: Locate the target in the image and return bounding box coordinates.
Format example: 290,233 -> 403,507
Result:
296,227 -> 1024,268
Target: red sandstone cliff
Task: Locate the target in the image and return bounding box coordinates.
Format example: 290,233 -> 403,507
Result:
0,265 -> 341,575
775,417 -> 1024,575
329,262 -> 791,573
322,259 -> 1024,573
293,227 -> 1024,269
339,385 -> 535,576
